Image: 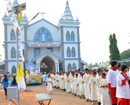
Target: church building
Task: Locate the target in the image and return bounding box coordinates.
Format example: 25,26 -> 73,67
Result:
2,0 -> 87,74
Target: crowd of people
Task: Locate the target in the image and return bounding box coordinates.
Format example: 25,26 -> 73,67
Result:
46,61 -> 130,105
0,75 -> 17,100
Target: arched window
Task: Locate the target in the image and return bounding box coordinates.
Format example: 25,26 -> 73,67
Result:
68,64 -> 71,71
11,47 -> 16,58
67,47 -> 71,57
12,65 -> 16,74
72,63 -> 76,70
66,31 -> 70,41
11,29 -> 15,40
72,47 -> 76,57
71,32 -> 75,41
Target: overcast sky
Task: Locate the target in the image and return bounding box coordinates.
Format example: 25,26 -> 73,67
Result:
0,0 -> 130,64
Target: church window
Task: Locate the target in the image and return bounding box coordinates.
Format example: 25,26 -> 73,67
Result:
67,47 -> 71,57
11,47 -> 16,58
47,48 -> 53,52
66,31 -> 70,41
68,64 -> 71,71
11,29 -> 15,40
72,47 -> 76,57
12,65 -> 16,74
72,63 -> 76,70
34,48 -> 41,58
71,32 -> 75,41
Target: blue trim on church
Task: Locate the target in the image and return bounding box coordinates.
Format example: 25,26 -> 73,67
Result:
28,19 -> 58,29
32,50 -> 63,62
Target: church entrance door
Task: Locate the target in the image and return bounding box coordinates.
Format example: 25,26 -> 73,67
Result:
40,56 -> 55,74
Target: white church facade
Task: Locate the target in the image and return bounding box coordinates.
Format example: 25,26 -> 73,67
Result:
2,0 -> 87,74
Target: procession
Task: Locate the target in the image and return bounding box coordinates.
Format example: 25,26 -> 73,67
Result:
0,0 -> 130,105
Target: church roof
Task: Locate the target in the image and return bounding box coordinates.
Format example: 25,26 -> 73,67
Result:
81,60 -> 88,65
28,19 -> 58,29
32,50 -> 63,62
63,1 -> 73,20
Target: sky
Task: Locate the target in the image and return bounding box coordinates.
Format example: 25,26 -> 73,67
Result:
0,0 -> 130,64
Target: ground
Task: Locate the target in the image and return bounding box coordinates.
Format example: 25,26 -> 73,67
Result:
0,83 -> 97,105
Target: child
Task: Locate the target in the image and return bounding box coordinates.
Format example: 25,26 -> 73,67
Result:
79,73 -> 85,99
100,73 -> 111,105
46,74 -> 53,94
65,73 -> 71,93
89,72 -> 97,104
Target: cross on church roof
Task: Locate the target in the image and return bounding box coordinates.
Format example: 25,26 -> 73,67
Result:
41,11 -> 45,19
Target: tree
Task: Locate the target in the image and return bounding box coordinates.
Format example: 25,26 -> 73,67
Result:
120,49 -> 130,59
109,33 -> 121,61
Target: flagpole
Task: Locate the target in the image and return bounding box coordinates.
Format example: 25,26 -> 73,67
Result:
16,9 -> 21,105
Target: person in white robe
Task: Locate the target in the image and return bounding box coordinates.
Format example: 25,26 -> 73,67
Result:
100,73 -> 111,105
65,73 -> 71,93
55,73 -> 60,89
59,73 -> 65,90
116,65 -> 130,105
83,69 -> 89,101
89,72 -> 98,104
46,74 -> 53,94
79,73 -> 85,98
52,73 -> 56,88
74,74 -> 80,96
96,69 -> 102,105
86,70 -> 93,101
71,73 -> 75,95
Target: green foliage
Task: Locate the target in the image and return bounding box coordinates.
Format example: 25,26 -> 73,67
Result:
120,49 -> 130,59
109,33 -> 121,61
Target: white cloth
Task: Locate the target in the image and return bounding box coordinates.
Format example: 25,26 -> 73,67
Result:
71,77 -> 75,94
79,77 -> 85,96
116,73 -> 130,99
74,77 -> 80,95
100,78 -> 111,105
83,73 -> 88,99
42,75 -> 46,82
89,77 -> 97,101
46,78 -> 52,92
65,77 -> 71,93
59,75 -> 65,89
55,74 -> 60,87
107,69 -> 120,87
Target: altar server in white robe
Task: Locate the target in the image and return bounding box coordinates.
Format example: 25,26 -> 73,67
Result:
56,73 -> 60,89
65,73 -> 71,93
100,73 -> 111,105
116,65 -> 130,105
52,73 -> 56,88
46,74 -> 53,94
83,68 -> 89,101
59,73 -> 65,90
86,70 -> 93,101
74,74 -> 80,96
89,72 -> 98,104
79,73 -> 85,98
96,69 -> 102,105
71,73 -> 75,95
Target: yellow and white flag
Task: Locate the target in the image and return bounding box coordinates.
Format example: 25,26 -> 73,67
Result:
18,12 -> 22,24
16,65 -> 26,90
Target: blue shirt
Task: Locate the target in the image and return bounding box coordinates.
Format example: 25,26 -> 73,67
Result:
11,81 -> 17,87
2,79 -> 9,89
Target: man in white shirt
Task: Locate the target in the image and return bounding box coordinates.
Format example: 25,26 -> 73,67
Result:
116,65 -> 130,105
108,61 -> 119,105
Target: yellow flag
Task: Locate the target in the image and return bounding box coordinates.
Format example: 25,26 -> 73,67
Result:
16,65 -> 24,83
18,12 -> 22,24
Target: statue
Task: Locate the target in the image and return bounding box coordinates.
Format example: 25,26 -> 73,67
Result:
42,34 -> 45,41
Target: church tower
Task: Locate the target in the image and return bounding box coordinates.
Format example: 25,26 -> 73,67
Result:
2,0 -> 28,74
58,1 -> 81,72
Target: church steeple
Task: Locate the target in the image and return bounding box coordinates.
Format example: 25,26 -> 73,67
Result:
13,0 -> 19,7
63,0 -> 73,20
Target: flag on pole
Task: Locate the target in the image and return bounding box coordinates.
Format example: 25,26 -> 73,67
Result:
16,65 -> 26,90
18,12 -> 22,24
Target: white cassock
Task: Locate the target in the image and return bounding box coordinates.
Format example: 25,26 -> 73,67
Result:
65,77 -> 71,93
116,72 -> 130,104
100,78 -> 111,105
96,75 -> 102,102
74,77 -> 80,95
56,74 -> 60,88
64,75 -> 67,90
89,76 -> 98,101
86,74 -> 93,100
83,73 -> 88,99
71,77 -> 75,94
52,75 -> 56,87
59,75 -> 65,89
46,78 -> 52,92
79,77 -> 85,96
